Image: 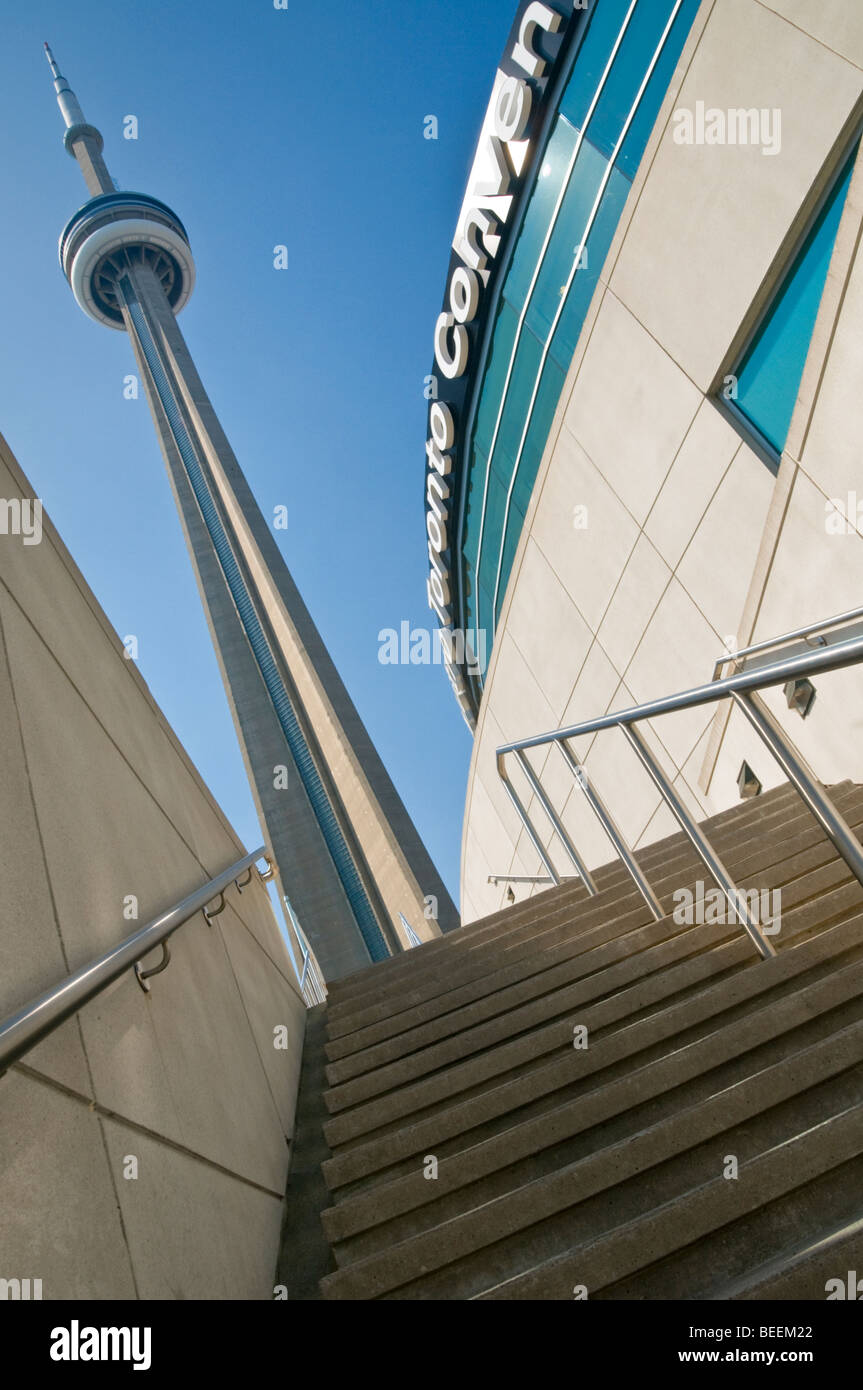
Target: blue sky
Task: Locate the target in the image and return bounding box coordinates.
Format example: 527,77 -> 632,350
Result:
0,0 -> 515,904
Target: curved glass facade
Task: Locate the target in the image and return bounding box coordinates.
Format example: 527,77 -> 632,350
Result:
458,0 -> 700,686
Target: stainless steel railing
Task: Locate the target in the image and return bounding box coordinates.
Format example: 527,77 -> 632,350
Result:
496,622 -> 863,961
710,606 -> 863,682
0,846 -> 273,1074
283,897 -> 328,1006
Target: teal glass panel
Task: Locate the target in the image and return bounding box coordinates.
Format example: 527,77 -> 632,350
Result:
494,324 -> 544,465
559,0 -> 635,134
504,119 -> 579,313
460,439 -> 489,639
733,143 -> 858,454
618,0 -> 703,179
550,156 -> 631,370
474,451 -> 514,633
524,133 -> 609,344
473,300 -> 519,457
512,358 -> 565,518
496,503 -> 526,623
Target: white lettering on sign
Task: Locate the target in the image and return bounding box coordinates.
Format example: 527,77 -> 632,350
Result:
424,2 -> 570,707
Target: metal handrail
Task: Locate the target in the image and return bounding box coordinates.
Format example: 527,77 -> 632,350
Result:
496,628 -> 863,961
0,846 -> 269,1074
710,606 -> 863,681
283,897 -> 327,1006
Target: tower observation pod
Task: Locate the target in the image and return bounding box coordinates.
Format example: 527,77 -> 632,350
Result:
45,45 -> 459,980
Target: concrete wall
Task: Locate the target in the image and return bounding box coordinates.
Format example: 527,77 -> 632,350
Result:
462,0 -> 863,921
0,431 -> 306,1299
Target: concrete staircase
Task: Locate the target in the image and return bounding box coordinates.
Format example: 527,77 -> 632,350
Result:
283,782 -> 863,1300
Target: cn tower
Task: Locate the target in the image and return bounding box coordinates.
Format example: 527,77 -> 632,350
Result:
45,44 -> 458,980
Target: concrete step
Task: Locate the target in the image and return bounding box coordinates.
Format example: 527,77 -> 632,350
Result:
280,784 -> 863,1301
707,1210 -> 863,1301
319,1029 -> 863,1298
321,894 -> 863,1155
322,862 -> 863,1121
324,791 -> 863,1066
325,785 -> 863,1037
321,956 -> 863,1254
321,911 -> 861,1195
322,783 -> 833,1011
471,1095 -> 863,1301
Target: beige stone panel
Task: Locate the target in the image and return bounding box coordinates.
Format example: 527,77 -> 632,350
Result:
531,426 -> 640,633
578,682 -> 706,851
1,595 -> 291,1180
677,721 -> 735,820
0,1072 -> 136,1299
635,722 -> 715,856
0,448 -> 239,876
644,403 -> 741,569
0,592 -> 219,971
101,1118 -> 283,1300
67,972 -> 187,1157
554,774 -> 626,878
120,906 -> 290,1193
519,642 -> 623,864
708,699 -> 789,814
472,765 -> 525,873
563,291 -> 702,526
460,890 -> 481,928
0,607 -> 90,1093
516,641 -> 631,878
478,630 -> 557,748
676,443 -> 775,636
622,578 -> 722,767
755,469 -> 863,635
596,535 -> 672,675
797,229 -> 863,508
505,538 -> 593,717
760,0 -> 863,71
610,0 -> 863,390
218,905 -> 306,1140
741,667 -> 863,791
634,788 -> 691,856
559,639 -> 626,733
461,764 -> 518,905
460,701 -> 512,912
461,828 -> 502,923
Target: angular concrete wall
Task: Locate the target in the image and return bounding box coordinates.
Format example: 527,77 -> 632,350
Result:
0,431 -> 306,1299
463,0 -> 863,922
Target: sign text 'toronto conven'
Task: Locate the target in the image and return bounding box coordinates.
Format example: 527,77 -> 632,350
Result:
424,1 -> 582,722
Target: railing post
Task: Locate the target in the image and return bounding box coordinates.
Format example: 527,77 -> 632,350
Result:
556,739 -> 664,921
620,724 -> 777,960
514,748 -> 598,895
497,752 -> 562,887
732,691 -> 863,888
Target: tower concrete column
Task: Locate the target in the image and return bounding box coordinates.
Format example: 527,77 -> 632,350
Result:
46,45 -> 460,980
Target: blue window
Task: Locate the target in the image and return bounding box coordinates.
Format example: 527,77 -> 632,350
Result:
728,142 -> 858,457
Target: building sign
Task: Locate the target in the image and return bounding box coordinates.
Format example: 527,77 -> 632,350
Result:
424,1 -> 585,725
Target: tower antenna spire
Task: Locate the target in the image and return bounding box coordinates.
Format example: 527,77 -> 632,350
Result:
44,42 -> 88,131
44,42 -> 114,196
